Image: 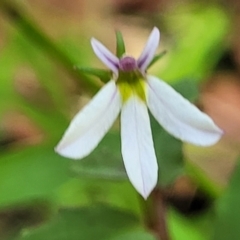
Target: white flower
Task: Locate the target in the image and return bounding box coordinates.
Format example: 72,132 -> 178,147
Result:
55,27 -> 223,199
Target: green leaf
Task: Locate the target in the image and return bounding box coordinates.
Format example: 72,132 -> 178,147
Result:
66,132 -> 140,216
116,31 -> 125,58
148,51 -> 167,69
55,178 -> 141,216
18,205 -> 138,240
0,144 -> 70,208
70,131 -> 126,180
74,66 -> 112,83
67,131 -> 141,214
212,157 -> 240,240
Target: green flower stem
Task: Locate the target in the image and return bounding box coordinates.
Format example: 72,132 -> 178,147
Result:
1,1 -> 101,93
139,188 -> 171,240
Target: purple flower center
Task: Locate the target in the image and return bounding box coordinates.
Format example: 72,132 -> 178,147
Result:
119,56 -> 138,72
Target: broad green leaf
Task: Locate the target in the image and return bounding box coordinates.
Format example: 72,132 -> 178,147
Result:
58,131 -> 140,215
70,131 -> 126,180
212,158 -> 240,240
55,177 -> 141,217
0,144 -> 70,208
18,205 -> 138,240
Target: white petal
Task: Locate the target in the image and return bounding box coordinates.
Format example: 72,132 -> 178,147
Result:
146,75 -> 223,146
137,27 -> 160,72
121,96 -> 158,199
55,80 -> 121,159
91,38 -> 119,74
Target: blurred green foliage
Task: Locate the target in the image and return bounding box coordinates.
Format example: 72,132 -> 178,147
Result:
18,206 -> 139,240
213,158 -> 240,240
0,1 -> 238,240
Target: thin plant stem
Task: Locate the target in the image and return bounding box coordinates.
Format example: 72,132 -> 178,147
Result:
140,188 -> 171,240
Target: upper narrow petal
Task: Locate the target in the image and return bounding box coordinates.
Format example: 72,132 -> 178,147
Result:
137,27 -> 160,72
146,75 -> 223,146
91,38 -> 120,74
55,80 -> 121,159
121,96 -> 158,199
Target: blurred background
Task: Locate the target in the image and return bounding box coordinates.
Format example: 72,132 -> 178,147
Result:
0,0 -> 240,239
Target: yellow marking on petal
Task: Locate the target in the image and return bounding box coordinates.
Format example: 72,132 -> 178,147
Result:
117,82 -> 132,102
117,71 -> 146,103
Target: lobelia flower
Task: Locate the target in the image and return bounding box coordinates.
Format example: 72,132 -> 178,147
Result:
55,27 -> 223,199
